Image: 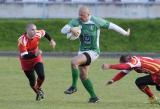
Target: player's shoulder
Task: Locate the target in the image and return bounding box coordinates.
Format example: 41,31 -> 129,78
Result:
72,18 -> 80,22
130,56 -> 140,64
18,33 -> 26,41
69,18 -> 81,26
18,33 -> 27,45
91,16 -> 109,26
91,16 -> 105,21
126,56 -> 141,68
91,16 -> 99,20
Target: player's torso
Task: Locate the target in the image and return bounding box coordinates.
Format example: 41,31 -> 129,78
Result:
78,17 -> 101,53
20,34 -> 40,52
26,37 -> 40,51
134,56 -> 160,74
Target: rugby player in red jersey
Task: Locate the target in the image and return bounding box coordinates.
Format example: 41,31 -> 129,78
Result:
18,24 -> 56,101
102,55 -> 160,104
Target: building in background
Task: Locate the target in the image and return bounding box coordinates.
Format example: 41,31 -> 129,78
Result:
1,0 -> 160,3
0,0 -> 160,18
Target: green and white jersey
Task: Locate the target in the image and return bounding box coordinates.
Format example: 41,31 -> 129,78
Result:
68,16 -> 110,54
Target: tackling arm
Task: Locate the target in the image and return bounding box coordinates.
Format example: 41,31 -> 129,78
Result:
44,32 -> 56,48
112,71 -> 127,82
106,71 -> 128,85
44,32 -> 51,41
109,63 -> 131,70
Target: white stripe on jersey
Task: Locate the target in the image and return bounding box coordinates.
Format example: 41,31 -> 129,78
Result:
121,70 -> 131,74
22,36 -> 28,46
18,34 -> 28,46
20,51 -> 28,57
97,29 -> 100,48
127,56 -> 141,68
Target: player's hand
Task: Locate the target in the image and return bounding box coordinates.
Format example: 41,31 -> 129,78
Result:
35,50 -> 42,56
102,64 -> 110,70
70,27 -> 81,37
106,80 -> 114,85
125,28 -> 130,36
50,39 -> 56,48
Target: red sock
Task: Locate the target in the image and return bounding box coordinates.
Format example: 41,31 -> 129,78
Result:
139,86 -> 154,97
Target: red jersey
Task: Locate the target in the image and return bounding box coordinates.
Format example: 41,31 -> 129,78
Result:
18,29 -> 45,57
18,30 -> 45,71
110,56 -> 160,85
124,56 -> 160,75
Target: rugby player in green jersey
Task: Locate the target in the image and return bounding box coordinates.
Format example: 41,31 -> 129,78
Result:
61,6 -> 130,103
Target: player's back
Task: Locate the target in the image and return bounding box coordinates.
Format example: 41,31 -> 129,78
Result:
139,56 -> 160,74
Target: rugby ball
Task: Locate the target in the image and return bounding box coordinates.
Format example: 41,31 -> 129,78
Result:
67,27 -> 81,40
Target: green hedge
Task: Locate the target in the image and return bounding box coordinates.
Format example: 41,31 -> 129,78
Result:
0,18 -> 160,52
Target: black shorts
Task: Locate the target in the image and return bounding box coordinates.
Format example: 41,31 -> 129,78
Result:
135,75 -> 160,91
79,52 -> 91,66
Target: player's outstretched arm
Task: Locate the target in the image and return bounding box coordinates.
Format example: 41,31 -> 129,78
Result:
102,64 -> 110,70
106,80 -> 114,85
102,63 -> 131,70
106,71 -> 127,86
44,32 -> 56,48
108,22 -> 130,36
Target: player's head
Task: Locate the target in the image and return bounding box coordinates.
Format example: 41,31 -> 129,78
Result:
119,55 -> 132,63
26,23 -> 37,39
79,6 -> 90,22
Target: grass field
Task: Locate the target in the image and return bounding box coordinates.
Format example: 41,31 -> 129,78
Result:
0,57 -> 159,109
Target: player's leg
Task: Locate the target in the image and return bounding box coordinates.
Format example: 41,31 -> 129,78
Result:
79,65 -> 99,103
24,70 -> 38,93
34,62 -> 45,101
156,85 -> 160,91
135,75 -> 158,103
64,53 -> 87,94
156,83 -> 160,103
34,62 -> 45,90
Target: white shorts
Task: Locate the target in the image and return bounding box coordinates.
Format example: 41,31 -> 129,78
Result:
78,50 -> 99,62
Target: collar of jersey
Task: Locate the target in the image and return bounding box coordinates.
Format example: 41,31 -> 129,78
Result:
81,15 -> 95,24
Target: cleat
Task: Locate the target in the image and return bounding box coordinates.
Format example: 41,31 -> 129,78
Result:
64,86 -> 77,94
88,97 -> 100,103
36,89 -> 44,101
148,96 -> 160,104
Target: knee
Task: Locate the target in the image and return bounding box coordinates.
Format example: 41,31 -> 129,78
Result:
29,80 -> 35,87
135,78 -> 141,87
156,85 -> 160,91
71,59 -> 78,68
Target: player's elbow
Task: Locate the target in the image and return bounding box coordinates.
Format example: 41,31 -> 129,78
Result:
61,25 -> 71,34
61,28 -> 66,34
